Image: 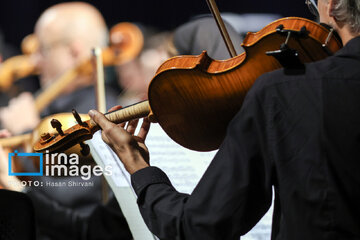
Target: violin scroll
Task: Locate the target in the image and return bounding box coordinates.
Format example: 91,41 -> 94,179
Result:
34,100 -> 152,154
34,117 -> 94,154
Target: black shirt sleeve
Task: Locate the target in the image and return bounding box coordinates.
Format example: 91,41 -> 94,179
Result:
131,81 -> 274,240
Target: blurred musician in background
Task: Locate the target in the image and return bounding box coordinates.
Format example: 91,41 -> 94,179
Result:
0,2 -> 119,135
116,16 -> 243,106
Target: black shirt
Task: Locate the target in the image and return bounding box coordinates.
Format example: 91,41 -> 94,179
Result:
131,36 -> 360,239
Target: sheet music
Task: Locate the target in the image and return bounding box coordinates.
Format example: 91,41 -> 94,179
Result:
146,124 -> 216,194
147,124 -> 273,240
89,122 -> 272,240
88,132 -> 156,240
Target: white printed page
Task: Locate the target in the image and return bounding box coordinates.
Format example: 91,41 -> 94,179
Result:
146,124 -> 273,240
146,123 -> 216,194
89,122 -> 272,240
88,132 -> 156,240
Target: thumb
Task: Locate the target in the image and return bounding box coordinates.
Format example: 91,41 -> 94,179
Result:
88,109 -> 115,130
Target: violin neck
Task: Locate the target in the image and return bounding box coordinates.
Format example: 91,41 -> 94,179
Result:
89,100 -> 151,128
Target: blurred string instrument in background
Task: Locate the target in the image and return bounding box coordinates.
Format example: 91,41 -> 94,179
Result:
0,34 -> 39,91
0,22 -> 143,98
33,16 -> 342,154
0,22 -> 144,172
34,21 -> 144,113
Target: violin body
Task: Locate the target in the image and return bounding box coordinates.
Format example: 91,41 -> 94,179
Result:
148,17 -> 342,151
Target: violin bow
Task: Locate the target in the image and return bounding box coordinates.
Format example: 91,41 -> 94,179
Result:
93,47 -> 107,113
206,0 -> 237,58
92,47 -> 109,204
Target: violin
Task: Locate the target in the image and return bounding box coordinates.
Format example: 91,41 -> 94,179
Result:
0,22 -> 143,93
33,17 -> 342,154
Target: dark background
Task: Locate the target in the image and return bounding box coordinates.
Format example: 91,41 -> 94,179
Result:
0,0 -> 314,52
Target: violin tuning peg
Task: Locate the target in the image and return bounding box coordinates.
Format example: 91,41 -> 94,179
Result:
51,119 -> 64,136
72,109 -> 86,126
39,132 -> 55,144
40,132 -> 51,141
79,142 -> 90,156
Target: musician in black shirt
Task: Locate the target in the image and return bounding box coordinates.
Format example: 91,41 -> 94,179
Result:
89,0 -> 360,239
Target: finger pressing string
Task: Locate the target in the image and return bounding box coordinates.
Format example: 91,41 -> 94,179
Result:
137,117 -> 151,141
126,119 -> 139,135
